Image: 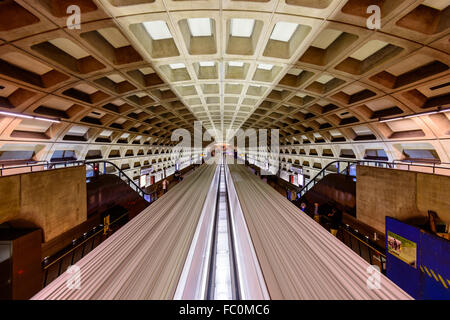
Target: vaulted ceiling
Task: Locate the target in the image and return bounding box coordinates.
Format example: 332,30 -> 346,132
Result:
0,0 -> 449,169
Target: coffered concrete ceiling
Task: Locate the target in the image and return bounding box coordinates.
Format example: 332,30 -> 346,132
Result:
0,0 -> 449,173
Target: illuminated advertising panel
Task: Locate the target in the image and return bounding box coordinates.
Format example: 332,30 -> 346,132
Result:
140,175 -> 147,188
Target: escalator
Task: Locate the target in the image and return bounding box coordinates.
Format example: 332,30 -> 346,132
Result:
175,156 -> 268,300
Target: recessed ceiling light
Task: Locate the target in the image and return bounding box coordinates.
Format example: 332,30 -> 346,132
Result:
311,29 -> 343,49
199,61 -> 215,67
270,22 -> 298,42
139,67 -> 154,75
48,38 -> 90,60
287,68 -> 303,76
143,21 -> 172,40
106,74 -> 125,83
169,63 -> 186,69
228,61 -> 244,67
187,18 -> 212,37
68,125 -> 88,135
100,130 -> 112,136
257,63 -> 273,70
316,74 -> 334,84
230,18 -> 255,37
350,40 -> 388,61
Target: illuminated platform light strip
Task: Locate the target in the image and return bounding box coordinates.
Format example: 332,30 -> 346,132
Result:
0,111 -> 60,123
378,107 -> 450,123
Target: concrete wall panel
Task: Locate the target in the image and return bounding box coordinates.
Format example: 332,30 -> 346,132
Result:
357,166 -> 419,233
416,173 -> 450,219
0,175 -> 21,222
0,166 -> 87,242
357,166 -> 450,233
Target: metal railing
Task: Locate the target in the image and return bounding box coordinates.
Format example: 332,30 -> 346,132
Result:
41,213 -> 129,288
393,160 -> 450,174
0,160 -> 48,168
337,226 -> 386,273
0,159 -> 158,203
313,216 -> 387,273
84,160 -> 158,202
297,160 -> 450,198
0,159 -> 84,176
0,160 -> 60,176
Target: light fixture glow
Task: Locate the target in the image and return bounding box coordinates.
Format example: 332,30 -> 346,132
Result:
257,63 -> 273,70
0,111 -> 60,123
187,18 -> 212,37
0,111 -> 33,119
35,117 -> 60,123
143,21 -> 172,40
270,22 -> 298,42
316,74 -> 334,84
378,108 -> 449,123
199,61 -> 215,67
228,61 -> 244,67
230,18 -> 255,37
169,63 -> 186,69
402,111 -> 439,119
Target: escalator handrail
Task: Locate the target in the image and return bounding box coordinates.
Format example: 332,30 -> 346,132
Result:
0,159 -> 155,200
297,160 -> 357,197
297,159 -> 422,197
84,160 -> 157,199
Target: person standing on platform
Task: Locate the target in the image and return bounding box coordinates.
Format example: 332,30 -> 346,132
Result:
300,203 -> 307,212
162,178 -> 169,194
328,207 -> 342,237
313,203 -> 320,223
174,169 -> 183,181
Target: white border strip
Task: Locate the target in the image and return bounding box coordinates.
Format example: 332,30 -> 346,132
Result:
225,164 -> 270,300
174,165 -> 220,300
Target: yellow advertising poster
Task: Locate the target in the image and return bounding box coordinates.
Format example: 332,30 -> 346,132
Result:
387,231 -> 417,268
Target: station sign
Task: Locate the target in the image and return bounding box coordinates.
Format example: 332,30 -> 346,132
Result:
290,166 -> 303,174
140,166 -> 153,176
